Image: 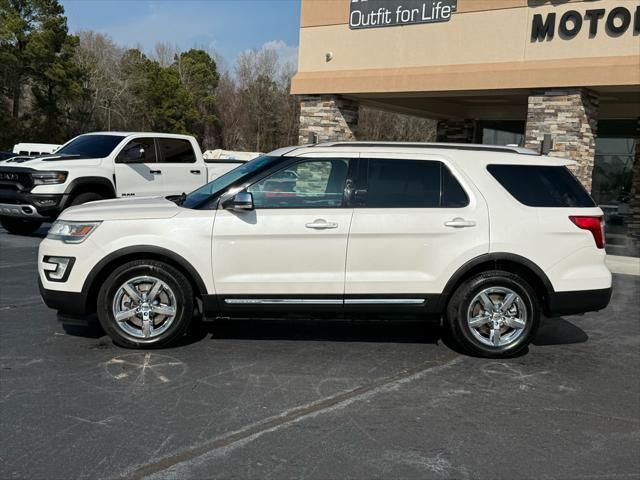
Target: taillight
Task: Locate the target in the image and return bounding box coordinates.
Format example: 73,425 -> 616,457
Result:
569,216 -> 605,249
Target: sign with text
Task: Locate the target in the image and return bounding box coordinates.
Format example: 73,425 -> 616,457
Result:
531,5 -> 640,41
349,0 -> 457,30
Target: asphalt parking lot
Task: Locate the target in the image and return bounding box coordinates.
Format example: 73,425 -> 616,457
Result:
1,226 -> 639,480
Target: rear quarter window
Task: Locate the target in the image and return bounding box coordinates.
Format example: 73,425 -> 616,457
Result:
487,165 -> 596,207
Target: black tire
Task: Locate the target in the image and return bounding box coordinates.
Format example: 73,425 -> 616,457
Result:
97,260 -> 194,348
0,216 -> 43,235
69,192 -> 104,207
445,270 -> 540,358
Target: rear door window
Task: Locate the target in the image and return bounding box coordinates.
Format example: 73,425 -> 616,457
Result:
157,138 -> 196,163
363,159 -> 469,208
487,165 -> 596,207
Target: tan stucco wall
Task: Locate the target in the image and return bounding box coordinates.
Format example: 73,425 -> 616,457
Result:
300,0 -> 588,28
292,0 -> 640,94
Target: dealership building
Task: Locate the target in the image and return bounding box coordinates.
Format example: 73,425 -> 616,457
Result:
291,0 -> 640,257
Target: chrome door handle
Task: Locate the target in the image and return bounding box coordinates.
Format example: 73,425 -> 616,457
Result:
305,219 -> 339,230
444,217 -> 476,228
190,170 -> 201,174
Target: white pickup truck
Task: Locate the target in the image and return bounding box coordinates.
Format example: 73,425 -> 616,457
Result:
0,132 -> 248,235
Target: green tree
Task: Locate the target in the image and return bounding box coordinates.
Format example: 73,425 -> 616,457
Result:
118,48 -> 150,130
119,49 -> 196,134
144,59 -> 196,133
243,73 -> 281,151
0,0 -> 84,146
176,49 -> 219,148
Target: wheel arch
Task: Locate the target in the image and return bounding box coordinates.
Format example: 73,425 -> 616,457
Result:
61,177 -> 116,209
82,246 -> 208,314
439,253 -> 555,315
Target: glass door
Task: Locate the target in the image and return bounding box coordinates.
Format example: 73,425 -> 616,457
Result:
591,120 -> 639,257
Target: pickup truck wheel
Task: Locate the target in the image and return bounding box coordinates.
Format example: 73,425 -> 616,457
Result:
446,270 -> 540,358
69,192 -> 104,206
97,260 -> 194,348
0,216 -> 43,235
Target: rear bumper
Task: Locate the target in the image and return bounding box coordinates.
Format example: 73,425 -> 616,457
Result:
38,277 -> 90,316
547,287 -> 612,317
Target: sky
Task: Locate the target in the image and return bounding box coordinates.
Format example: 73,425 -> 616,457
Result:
60,0 -> 301,67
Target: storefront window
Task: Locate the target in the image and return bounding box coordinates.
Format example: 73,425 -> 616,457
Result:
479,121 -> 525,147
482,128 -> 524,147
591,120 -> 639,257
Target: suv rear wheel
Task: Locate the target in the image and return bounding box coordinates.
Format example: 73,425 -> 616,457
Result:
446,270 -> 540,358
0,216 -> 43,235
97,260 -> 194,348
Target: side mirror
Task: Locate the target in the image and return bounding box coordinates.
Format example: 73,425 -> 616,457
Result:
226,191 -> 254,211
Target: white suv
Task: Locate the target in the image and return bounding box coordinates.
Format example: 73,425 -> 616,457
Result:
37,142 -> 612,357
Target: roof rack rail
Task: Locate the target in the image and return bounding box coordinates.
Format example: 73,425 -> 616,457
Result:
311,142 -> 537,155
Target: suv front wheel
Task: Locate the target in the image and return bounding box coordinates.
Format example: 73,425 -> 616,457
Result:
97,260 -> 194,348
446,270 -> 540,358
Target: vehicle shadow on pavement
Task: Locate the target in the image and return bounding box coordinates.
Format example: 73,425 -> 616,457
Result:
205,319 -> 442,344
62,316 -> 104,339
533,317 -> 589,346
62,319 -> 443,349
60,316 -> 588,350
1,224 -> 50,238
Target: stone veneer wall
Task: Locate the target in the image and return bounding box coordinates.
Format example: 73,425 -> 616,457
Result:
298,95 -> 359,145
524,88 -> 599,192
436,119 -> 475,143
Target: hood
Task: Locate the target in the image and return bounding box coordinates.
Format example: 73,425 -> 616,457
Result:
60,196 -> 180,221
10,156 -> 103,168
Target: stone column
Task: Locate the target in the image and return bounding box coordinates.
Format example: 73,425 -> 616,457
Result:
436,119 -> 475,143
524,88 -> 599,191
298,95 -> 359,145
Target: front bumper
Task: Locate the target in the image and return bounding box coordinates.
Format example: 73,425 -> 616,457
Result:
0,189 -> 65,219
0,202 -> 47,219
38,277 -> 90,316
547,287 -> 613,317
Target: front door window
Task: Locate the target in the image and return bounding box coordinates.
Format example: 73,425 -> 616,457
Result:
247,159 -> 349,209
116,138 -> 157,164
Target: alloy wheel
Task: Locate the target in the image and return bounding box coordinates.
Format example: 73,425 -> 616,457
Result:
112,276 -> 177,339
466,286 -> 527,348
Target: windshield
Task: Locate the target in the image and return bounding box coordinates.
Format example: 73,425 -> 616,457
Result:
56,134 -> 125,158
182,155 -> 282,209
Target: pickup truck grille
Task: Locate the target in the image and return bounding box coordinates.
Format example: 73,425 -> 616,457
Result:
0,168 -> 33,191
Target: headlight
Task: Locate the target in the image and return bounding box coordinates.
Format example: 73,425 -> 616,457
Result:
47,220 -> 101,243
32,171 -> 68,185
